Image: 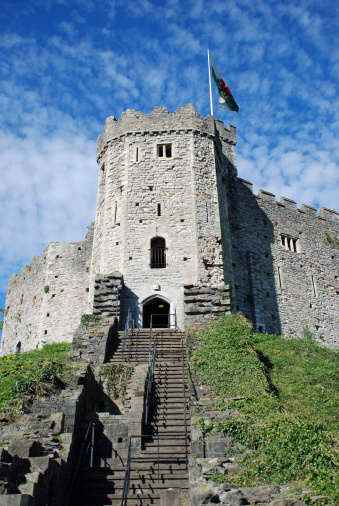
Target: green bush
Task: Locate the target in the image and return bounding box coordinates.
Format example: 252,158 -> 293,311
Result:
99,363 -> 133,400
80,314 -> 103,326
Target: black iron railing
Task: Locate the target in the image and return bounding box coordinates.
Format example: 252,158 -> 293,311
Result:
116,284 -> 122,318
144,340 -> 156,426
150,310 -> 177,329
66,421 -> 96,506
121,433 -> 187,506
181,336 -> 188,472
122,309 -> 134,362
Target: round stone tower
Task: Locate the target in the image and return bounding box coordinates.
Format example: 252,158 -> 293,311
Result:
89,104 -> 237,329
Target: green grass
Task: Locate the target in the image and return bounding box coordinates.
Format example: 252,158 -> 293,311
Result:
190,314 -> 339,504
0,343 -> 71,415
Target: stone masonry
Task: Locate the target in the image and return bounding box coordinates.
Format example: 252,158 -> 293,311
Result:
1,104 -> 338,353
227,179 -> 339,347
89,104 -> 236,331
1,225 -> 93,355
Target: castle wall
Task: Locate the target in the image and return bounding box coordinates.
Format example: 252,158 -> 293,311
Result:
228,178 -> 339,347
90,105 -> 237,328
2,104 -> 337,351
1,225 -> 93,355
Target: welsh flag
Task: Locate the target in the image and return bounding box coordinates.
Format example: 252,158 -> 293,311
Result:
210,54 -> 239,112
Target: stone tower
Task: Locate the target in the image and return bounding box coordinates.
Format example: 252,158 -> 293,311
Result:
2,103 -> 338,355
89,104 -> 237,329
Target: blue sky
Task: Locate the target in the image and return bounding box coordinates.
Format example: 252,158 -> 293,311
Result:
0,0 -> 338,324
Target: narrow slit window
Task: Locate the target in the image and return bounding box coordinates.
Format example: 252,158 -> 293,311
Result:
157,203 -> 161,216
136,147 -> 138,162
114,201 -> 117,224
311,275 -> 318,297
277,266 -> 283,289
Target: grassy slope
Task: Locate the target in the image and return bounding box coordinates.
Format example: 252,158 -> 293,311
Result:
0,343 -> 71,414
190,314 -> 339,504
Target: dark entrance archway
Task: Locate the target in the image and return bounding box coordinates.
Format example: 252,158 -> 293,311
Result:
143,297 -> 170,328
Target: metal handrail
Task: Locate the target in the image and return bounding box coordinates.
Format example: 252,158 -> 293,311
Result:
116,285 -> 122,319
181,336 -> 188,472
150,311 -> 177,329
148,319 -> 153,362
66,421 -> 96,506
122,309 -> 134,362
121,436 -> 132,506
144,340 -> 156,426
121,433 -> 187,506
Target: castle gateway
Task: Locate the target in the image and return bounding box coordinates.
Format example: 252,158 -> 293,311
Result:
1,104 -> 339,354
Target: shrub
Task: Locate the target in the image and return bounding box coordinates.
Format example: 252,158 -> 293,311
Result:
80,314 -> 103,326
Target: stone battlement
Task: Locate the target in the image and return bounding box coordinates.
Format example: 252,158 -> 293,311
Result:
239,179 -> 338,221
97,104 -> 237,160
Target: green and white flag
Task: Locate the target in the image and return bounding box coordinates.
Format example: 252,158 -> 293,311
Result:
210,54 -> 239,112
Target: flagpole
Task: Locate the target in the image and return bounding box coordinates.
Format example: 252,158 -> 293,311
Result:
207,49 -> 214,116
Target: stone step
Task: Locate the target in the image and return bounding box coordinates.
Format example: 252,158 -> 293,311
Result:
152,392 -> 188,398
74,489 -> 187,506
82,468 -> 187,481
80,477 -> 189,490
75,329 -> 190,506
99,461 -> 188,471
148,407 -> 189,414
147,417 -> 190,424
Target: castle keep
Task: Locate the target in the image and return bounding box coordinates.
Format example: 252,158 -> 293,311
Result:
1,104 -> 339,354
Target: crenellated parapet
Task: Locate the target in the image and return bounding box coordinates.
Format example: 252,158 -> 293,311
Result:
97,104 -> 237,162
238,179 -> 339,222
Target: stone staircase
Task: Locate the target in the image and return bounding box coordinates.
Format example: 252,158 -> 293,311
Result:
74,329 -> 190,505
107,329 -> 184,364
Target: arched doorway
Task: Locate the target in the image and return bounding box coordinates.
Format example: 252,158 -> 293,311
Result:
143,297 -> 170,328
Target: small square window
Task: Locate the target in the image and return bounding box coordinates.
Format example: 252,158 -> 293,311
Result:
157,143 -> 172,158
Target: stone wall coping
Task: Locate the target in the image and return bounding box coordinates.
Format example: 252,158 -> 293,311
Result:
319,207 -> 339,220
258,189 -> 276,201
280,196 -> 297,209
238,178 -> 253,192
300,204 -> 317,216
239,178 -> 338,222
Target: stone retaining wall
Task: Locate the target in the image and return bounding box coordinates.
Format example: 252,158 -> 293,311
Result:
184,284 -> 232,329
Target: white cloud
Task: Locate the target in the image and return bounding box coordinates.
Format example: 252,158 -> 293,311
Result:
0,131 -> 97,293
0,0 -> 338,306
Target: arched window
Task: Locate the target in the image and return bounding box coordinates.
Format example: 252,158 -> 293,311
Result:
150,237 -> 166,268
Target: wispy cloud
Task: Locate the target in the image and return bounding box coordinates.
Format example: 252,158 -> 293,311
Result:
0,0 -> 338,307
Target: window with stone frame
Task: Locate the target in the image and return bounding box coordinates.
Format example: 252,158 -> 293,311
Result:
157,143 -> 172,158
281,234 -> 299,252
150,237 -> 166,268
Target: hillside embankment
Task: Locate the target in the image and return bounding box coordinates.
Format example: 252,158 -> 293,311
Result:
189,314 -> 339,505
